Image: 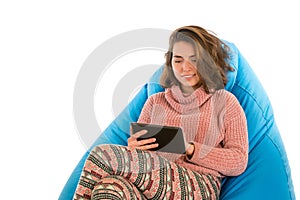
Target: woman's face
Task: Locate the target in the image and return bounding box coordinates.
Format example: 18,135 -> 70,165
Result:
171,41 -> 201,94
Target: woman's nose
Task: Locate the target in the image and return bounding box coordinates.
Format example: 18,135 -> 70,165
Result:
182,61 -> 192,71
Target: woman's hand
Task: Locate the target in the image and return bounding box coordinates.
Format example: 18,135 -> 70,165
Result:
186,143 -> 195,158
128,128 -> 159,151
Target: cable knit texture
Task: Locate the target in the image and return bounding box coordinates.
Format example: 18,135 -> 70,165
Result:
138,85 -> 248,177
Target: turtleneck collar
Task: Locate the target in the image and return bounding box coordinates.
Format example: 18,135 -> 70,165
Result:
165,85 -> 213,114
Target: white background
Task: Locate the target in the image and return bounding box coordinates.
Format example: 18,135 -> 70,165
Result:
0,0 -> 299,199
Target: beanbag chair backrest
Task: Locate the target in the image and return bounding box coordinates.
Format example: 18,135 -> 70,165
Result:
59,41 -> 295,200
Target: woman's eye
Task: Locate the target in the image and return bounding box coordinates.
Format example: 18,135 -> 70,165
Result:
174,60 -> 182,63
191,59 -> 197,63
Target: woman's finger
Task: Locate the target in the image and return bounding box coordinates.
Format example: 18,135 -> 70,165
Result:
137,138 -> 156,146
138,142 -> 159,151
131,129 -> 148,138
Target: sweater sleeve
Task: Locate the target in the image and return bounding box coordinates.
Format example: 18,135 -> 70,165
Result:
137,95 -> 154,124
186,94 -> 248,176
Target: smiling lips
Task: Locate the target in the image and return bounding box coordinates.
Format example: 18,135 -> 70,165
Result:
182,74 -> 195,78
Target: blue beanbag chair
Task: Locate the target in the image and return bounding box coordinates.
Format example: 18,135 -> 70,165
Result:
59,41 -> 295,200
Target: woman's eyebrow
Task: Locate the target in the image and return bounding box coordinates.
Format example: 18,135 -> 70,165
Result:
173,55 -> 183,58
173,55 -> 196,58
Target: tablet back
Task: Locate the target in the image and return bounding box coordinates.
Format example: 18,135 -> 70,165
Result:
131,123 -> 186,154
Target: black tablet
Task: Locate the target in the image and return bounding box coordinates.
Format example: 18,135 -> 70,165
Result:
131,122 -> 186,154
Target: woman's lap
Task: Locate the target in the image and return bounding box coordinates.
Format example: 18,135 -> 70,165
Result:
74,144 -> 220,200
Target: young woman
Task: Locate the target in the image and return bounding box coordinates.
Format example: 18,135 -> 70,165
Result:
73,25 -> 248,200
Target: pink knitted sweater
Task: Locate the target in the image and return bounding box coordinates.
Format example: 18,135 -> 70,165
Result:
137,85 -> 248,178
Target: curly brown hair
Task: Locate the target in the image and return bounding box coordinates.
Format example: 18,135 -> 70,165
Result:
160,25 -> 234,93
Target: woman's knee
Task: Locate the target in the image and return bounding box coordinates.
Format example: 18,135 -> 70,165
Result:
89,144 -> 113,153
91,175 -> 145,200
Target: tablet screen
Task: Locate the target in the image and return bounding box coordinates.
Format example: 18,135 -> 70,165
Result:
131,122 -> 186,154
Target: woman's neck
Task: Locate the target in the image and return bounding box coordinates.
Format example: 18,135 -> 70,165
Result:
180,85 -> 199,96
